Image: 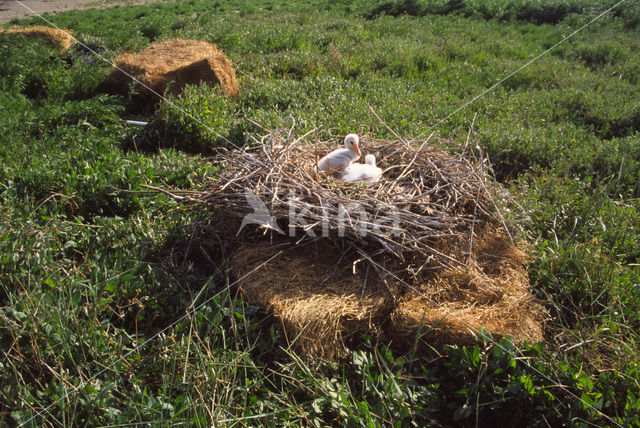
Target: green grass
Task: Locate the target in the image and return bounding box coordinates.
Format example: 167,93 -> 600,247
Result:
1,0 -> 640,426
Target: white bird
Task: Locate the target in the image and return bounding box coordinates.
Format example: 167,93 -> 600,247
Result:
340,154 -> 382,183
317,134 -> 362,176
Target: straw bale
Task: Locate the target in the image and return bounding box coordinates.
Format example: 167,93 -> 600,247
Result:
390,299 -> 545,346
108,39 -> 238,102
175,132 -> 546,358
227,226 -> 545,357
387,228 -> 546,347
232,243 -> 392,359
1,26 -> 74,51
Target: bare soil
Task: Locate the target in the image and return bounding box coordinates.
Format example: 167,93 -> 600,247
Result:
1,0 -> 169,24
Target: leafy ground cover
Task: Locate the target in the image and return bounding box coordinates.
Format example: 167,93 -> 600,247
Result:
1,0 -> 639,425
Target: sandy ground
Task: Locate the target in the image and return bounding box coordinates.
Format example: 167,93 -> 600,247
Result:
0,0 -> 169,24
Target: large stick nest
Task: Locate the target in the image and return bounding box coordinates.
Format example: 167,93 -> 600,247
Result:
200,132 -> 496,276
178,131 -> 546,359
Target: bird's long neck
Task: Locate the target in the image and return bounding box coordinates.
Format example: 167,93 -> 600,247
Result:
348,150 -> 360,161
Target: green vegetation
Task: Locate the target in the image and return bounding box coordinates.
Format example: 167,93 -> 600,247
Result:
1,0 -> 639,425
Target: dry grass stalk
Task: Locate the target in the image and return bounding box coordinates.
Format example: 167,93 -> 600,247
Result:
1,26 -> 74,51
108,39 -> 239,102
173,131 -> 546,357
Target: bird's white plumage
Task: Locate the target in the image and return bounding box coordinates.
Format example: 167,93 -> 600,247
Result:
340,154 -> 382,183
317,134 -> 361,174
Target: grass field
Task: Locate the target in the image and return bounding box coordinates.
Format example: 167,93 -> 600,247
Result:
1,0 -> 639,425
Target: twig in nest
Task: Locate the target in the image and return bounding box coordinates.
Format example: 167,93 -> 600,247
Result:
352,245 -> 395,301
367,103 -> 408,147
362,263 -> 370,297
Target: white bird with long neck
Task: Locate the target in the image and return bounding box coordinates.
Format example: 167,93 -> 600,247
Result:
340,154 -> 382,183
317,134 -> 362,176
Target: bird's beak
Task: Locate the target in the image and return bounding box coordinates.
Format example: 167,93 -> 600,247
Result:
354,144 -> 362,157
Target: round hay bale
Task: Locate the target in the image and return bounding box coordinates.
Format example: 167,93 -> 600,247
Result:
179,132 -> 546,358
1,26 -> 74,51
107,39 -> 239,102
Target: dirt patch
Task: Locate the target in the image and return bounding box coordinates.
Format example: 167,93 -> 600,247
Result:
0,0 -> 171,24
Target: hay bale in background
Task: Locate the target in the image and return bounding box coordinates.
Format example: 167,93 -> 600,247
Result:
176,133 -> 547,358
1,26 -> 74,51
108,39 -> 239,102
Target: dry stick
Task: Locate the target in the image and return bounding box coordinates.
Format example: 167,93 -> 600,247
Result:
362,263 -> 371,297
467,187 -> 481,264
267,368 -> 317,396
463,112 -> 478,154
367,103 -> 408,147
28,192 -> 75,219
182,227 -> 197,268
387,132 -> 436,195
289,129 -> 316,153
395,132 -> 437,182
42,361 -> 79,392
351,245 -> 395,300
285,115 -> 296,143
320,244 -> 350,286
247,117 -> 273,136
142,184 -> 187,201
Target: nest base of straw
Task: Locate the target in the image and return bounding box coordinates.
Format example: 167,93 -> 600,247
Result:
229,226 -> 544,359
386,228 -> 545,347
232,242 -> 393,360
